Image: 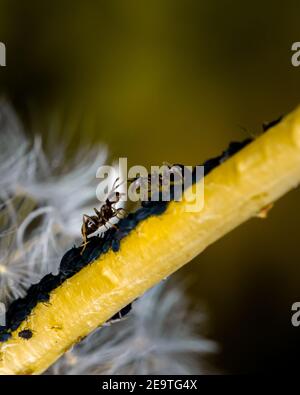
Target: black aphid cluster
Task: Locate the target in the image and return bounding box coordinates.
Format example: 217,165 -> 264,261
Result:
0,137 -> 253,342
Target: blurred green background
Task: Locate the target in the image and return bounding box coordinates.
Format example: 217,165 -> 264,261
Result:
1,0 -> 300,373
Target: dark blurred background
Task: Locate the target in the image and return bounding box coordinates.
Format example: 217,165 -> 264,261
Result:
0,0 -> 300,373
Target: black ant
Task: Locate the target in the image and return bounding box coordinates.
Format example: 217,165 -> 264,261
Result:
80,178 -> 126,254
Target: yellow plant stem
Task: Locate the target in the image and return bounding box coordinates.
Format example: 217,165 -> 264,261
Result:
1,106 -> 300,374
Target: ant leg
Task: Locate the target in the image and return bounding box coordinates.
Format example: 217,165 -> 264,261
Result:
117,208 -> 127,218
81,215 -> 88,239
80,215 -> 91,255
112,207 -> 127,218
83,214 -> 98,225
107,221 -> 118,230
94,207 -> 100,216
109,177 -> 121,195
100,223 -> 115,232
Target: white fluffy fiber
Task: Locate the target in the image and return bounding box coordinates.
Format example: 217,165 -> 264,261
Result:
48,283 -> 217,375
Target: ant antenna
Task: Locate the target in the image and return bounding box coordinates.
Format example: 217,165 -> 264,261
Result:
106,177 -> 126,201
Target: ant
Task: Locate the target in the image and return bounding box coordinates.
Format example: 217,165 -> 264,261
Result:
80,178 -> 126,254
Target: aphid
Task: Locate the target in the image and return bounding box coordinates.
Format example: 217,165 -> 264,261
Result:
262,116 -> 283,132
80,179 -> 126,254
18,329 -> 33,340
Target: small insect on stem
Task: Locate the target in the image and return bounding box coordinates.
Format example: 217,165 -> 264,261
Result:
80,178 -> 126,254
18,329 -> 33,340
